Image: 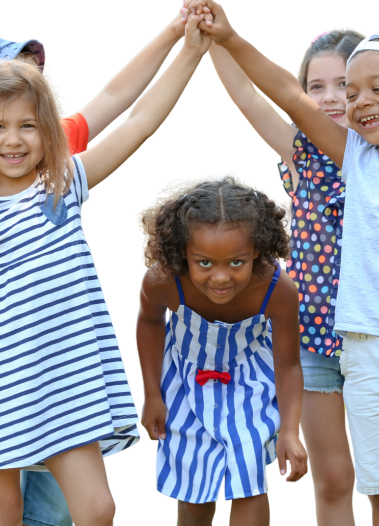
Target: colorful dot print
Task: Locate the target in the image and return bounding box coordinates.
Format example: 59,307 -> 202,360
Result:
278,129 -> 345,358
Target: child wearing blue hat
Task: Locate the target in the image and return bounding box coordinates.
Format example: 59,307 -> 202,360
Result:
0,13 -> 187,526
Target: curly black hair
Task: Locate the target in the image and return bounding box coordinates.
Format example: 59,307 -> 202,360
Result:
142,177 -> 289,279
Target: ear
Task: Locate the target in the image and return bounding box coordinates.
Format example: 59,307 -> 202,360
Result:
254,248 -> 260,259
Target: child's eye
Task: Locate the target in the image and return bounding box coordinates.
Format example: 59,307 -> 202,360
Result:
22,124 -> 35,129
230,260 -> 243,268
339,81 -> 346,88
346,93 -> 356,100
199,260 -> 212,268
310,84 -> 322,90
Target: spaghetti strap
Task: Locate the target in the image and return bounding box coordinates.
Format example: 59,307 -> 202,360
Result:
259,264 -> 281,315
175,276 -> 185,305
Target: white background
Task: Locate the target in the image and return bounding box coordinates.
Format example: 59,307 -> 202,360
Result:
3,0 -> 375,523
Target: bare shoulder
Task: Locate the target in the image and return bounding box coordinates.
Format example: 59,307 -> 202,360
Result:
268,266 -> 299,317
141,268 -> 175,307
273,267 -> 298,299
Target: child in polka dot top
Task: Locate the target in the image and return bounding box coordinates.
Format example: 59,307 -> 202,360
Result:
207,24 -> 362,526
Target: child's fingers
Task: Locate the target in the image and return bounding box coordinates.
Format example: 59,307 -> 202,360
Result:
156,418 -> 167,440
277,451 -> 287,477
198,20 -> 210,34
181,8 -> 189,23
186,12 -> 204,29
204,11 -> 213,27
286,457 -> 301,482
144,422 -> 159,440
287,448 -> 308,482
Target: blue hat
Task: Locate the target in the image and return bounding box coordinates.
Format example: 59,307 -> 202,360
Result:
0,38 -> 45,72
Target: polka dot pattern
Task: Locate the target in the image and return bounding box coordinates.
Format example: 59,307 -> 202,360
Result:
278,129 -> 345,358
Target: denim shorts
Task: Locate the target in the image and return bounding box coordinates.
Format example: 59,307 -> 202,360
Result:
300,347 -> 344,394
21,471 -> 72,526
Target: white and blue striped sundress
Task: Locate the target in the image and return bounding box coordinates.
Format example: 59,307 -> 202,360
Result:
158,266 -> 281,502
0,155 -> 139,470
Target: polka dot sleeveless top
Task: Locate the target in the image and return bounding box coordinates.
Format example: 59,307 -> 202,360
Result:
278,129 -> 345,357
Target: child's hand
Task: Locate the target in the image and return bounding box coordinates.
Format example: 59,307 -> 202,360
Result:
171,12 -> 186,39
180,4 -> 214,33
183,11 -> 212,57
181,0 -> 236,46
276,433 -> 308,482
142,396 -> 167,440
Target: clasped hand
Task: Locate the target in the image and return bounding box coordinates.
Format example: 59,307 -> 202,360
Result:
180,0 -> 237,46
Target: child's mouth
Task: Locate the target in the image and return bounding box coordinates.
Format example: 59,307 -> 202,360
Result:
1,153 -> 28,165
359,114 -> 379,129
325,110 -> 345,121
210,288 -> 232,296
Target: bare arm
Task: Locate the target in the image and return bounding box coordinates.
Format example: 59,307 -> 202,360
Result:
184,0 -> 347,167
81,14 -> 185,142
79,14 -> 211,190
137,270 -> 170,440
268,272 -> 307,482
209,41 -> 297,167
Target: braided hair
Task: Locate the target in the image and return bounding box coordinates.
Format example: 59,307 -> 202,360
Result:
141,177 -> 289,280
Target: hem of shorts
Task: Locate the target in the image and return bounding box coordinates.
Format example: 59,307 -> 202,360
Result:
225,487 -> 268,501
157,485 -> 268,503
357,485 -> 379,496
23,517 -> 63,526
334,323 -> 379,337
304,386 -> 343,394
157,486 -> 218,503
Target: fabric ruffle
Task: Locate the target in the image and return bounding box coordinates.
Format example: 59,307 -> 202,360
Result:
278,128 -> 344,358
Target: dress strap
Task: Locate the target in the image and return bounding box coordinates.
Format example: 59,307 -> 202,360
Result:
174,276 -> 185,306
259,264 -> 281,315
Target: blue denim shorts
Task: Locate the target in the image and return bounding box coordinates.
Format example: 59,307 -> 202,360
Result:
300,347 -> 344,394
21,471 -> 72,526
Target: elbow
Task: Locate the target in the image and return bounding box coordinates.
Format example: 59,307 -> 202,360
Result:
128,116 -> 153,143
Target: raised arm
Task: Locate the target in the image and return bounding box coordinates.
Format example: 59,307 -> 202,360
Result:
184,0 -> 347,167
137,270 -> 169,440
79,13 -> 210,190
80,14 -> 185,142
209,42 -> 297,168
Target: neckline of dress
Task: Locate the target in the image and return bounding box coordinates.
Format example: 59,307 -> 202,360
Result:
173,303 -> 267,328
0,174 -> 41,206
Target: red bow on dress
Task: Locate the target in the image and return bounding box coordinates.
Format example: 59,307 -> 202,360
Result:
196,370 -> 231,386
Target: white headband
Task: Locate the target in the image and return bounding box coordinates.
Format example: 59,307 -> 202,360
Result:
347,35 -> 379,66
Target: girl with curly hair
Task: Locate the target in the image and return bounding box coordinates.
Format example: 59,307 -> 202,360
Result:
138,177 -> 307,526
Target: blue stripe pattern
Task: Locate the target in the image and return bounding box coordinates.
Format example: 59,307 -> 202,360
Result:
0,155 -> 139,470
157,269 -> 281,502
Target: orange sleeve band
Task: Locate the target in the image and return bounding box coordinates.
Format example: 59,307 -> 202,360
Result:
61,113 -> 89,155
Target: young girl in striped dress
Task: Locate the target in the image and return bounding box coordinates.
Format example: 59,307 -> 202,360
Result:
138,178 -> 307,526
0,13 -> 210,526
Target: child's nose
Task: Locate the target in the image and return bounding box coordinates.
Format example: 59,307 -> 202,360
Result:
355,92 -> 374,109
5,130 -> 22,147
210,270 -> 230,283
323,87 -> 339,103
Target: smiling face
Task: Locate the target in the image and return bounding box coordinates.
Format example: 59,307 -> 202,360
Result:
0,93 -> 44,196
307,54 -> 349,127
186,223 -> 259,305
346,51 -> 379,144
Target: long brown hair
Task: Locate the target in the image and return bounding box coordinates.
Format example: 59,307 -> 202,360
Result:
298,30 -> 365,92
0,60 -> 73,204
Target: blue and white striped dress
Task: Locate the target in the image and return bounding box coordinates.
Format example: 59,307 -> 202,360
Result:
157,267 -> 281,502
0,155 -> 139,470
